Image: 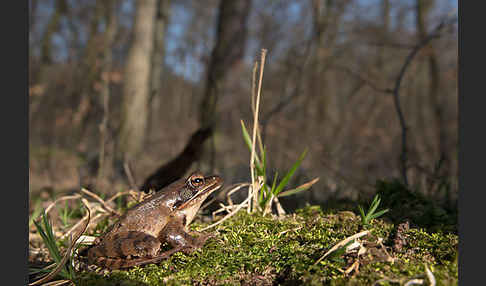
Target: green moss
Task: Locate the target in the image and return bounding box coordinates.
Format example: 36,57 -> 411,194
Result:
75,206 -> 458,286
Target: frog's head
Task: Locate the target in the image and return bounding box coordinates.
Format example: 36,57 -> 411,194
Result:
173,172 -> 223,226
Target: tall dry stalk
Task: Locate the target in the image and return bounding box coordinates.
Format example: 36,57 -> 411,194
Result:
248,49 -> 267,213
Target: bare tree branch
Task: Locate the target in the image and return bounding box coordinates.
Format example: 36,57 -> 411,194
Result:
391,15 -> 457,186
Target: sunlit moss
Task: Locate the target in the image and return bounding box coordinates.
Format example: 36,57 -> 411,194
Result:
76,205 -> 457,285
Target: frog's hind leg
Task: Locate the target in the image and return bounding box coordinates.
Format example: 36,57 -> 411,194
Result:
87,231 -> 161,266
94,246 -> 185,269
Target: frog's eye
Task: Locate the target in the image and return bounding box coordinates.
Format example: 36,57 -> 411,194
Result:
189,176 -> 204,188
191,177 -> 204,186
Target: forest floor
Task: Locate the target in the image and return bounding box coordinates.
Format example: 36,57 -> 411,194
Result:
28,179 -> 458,286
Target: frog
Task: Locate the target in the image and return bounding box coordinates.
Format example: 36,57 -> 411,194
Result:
84,171 -> 223,269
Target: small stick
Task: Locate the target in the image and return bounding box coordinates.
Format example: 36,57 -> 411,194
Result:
199,196 -> 251,231
80,188 -> 121,216
314,230 -> 370,265
44,194 -> 82,215
106,190 -> 140,203
123,160 -> 138,191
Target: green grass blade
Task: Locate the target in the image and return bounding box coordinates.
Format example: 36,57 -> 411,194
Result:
42,213 -> 62,262
35,214 -> 61,263
369,209 -> 389,220
367,195 -> 381,216
259,184 -> 266,208
259,184 -> 273,209
357,205 -> 366,224
272,149 -> 307,196
240,120 -> 261,165
277,177 -> 319,198
29,201 -> 43,227
261,147 -> 267,177
270,172 -> 279,193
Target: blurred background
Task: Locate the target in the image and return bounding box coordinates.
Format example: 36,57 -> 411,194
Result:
29,0 -> 458,212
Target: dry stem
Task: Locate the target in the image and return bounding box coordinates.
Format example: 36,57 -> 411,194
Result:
249,49 -> 267,213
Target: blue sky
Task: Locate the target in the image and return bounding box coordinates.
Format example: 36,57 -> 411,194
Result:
31,0 -> 458,82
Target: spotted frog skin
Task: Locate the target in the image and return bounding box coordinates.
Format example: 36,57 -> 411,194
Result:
85,172 -> 223,269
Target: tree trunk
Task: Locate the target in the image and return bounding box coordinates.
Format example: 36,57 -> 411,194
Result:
39,0 -> 67,66
377,0 -> 390,69
96,0 -> 118,192
416,0 -> 447,173
70,0 -> 104,143
118,0 -> 157,162
199,0 -> 252,128
148,0 -> 171,136
141,0 -> 252,192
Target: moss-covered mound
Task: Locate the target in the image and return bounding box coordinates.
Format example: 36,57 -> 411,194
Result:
77,205 -> 458,285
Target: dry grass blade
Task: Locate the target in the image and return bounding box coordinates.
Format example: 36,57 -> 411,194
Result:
123,161 -> 138,191
106,190 -> 138,203
199,195 -> 252,232
278,226 -> 302,237
44,195 -> 82,215
249,49 -> 267,213
201,183 -> 250,210
29,207 -> 90,286
61,198 -> 96,239
273,196 -> 286,217
225,183 -> 250,206
343,260 -> 360,275
212,203 -> 247,217
403,278 -> 424,286
314,230 -> 370,265
424,264 -> 436,286
377,237 -> 395,263
41,279 -> 73,286
373,278 -> 402,286
81,188 -> 121,216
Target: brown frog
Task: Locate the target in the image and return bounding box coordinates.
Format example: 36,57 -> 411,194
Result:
84,172 -> 223,269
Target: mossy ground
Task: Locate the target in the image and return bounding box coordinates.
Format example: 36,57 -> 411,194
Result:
75,205 -> 458,286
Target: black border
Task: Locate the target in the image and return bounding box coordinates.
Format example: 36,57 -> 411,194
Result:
7,0 -> 30,284
458,0 -> 480,285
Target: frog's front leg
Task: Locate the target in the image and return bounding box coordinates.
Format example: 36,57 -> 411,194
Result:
160,219 -> 213,255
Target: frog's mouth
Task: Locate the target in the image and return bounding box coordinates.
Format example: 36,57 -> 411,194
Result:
176,176 -> 223,210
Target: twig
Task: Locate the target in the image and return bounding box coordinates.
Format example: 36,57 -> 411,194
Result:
80,188 -> 121,216
332,64 -> 392,94
260,38 -> 313,132
44,195 -> 82,215
201,183 -> 250,210
314,230 -> 370,265
106,190 -> 140,203
200,195 -> 251,232
123,160 -> 138,191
